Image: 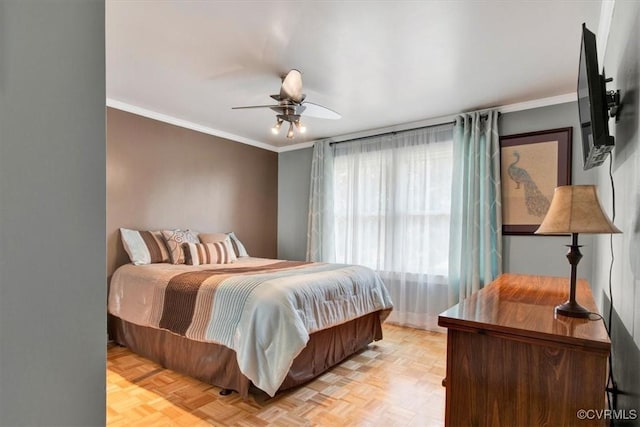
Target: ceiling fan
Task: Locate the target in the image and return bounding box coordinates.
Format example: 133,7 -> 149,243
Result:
232,69 -> 341,139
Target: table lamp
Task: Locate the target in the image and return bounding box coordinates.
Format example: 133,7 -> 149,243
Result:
535,185 -> 621,318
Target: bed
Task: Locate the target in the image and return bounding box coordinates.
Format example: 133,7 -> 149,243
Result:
107,256 -> 393,398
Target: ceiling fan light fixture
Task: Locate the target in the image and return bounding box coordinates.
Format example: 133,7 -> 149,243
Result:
232,69 -> 340,140
271,118 -> 283,135
295,120 -> 306,134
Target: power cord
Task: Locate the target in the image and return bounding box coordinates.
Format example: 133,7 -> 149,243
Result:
587,309 -> 615,414
606,154 -> 619,412
587,154 -> 618,421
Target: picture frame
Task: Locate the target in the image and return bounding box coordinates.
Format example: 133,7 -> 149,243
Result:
500,127 -> 572,235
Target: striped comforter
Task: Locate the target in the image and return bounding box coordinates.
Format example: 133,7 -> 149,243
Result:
108,257 -> 393,396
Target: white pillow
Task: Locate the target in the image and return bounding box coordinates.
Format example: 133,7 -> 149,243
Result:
227,232 -> 249,257
120,228 -> 170,265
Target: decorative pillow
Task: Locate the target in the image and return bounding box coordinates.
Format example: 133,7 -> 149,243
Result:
198,232 -> 228,243
184,241 -> 234,265
120,228 -> 170,265
161,229 -> 200,264
227,232 -> 249,257
197,234 -> 237,262
198,231 -> 249,258
200,231 -> 249,258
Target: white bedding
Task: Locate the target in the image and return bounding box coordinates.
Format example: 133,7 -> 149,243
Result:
108,257 -> 393,396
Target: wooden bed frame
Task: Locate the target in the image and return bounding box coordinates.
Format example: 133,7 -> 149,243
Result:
108,310 -> 387,398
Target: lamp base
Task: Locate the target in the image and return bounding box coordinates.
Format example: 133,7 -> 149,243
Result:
555,300 -> 591,318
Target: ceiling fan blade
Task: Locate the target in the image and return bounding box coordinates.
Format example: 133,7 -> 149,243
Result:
300,101 -> 341,120
269,104 -> 306,115
232,69 -> 341,133
231,105 -> 279,110
280,69 -> 304,103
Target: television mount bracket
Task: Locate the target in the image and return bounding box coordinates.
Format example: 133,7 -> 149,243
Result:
604,76 -> 621,120
606,90 -> 620,119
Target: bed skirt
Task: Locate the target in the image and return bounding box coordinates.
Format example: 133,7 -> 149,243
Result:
108,311 -> 386,398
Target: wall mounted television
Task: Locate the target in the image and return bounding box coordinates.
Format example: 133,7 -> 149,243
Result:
577,23 -> 617,170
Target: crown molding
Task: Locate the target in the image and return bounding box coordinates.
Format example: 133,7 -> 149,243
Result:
497,92 -> 576,114
281,92 -> 577,151
277,141 -> 315,153
107,92 -> 577,154
106,98 -> 279,153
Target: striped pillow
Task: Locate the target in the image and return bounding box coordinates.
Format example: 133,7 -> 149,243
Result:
200,231 -> 249,258
120,228 -> 170,265
197,235 -> 237,262
184,241 -> 234,265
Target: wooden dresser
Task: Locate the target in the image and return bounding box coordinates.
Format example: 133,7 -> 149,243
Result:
438,273 -> 610,426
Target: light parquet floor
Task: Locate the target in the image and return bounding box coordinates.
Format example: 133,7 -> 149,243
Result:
107,324 -> 447,427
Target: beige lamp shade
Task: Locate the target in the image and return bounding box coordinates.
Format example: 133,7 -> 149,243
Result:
535,185 -> 621,235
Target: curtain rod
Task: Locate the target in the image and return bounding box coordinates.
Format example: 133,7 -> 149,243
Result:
329,111 -> 501,146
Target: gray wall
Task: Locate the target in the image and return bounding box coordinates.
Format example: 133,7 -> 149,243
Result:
0,1 -> 106,426
500,102 -> 598,285
593,0 -> 640,414
278,147 -> 313,260
278,103 -> 598,285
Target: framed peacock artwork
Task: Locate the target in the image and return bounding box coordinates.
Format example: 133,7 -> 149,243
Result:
500,127 -> 572,235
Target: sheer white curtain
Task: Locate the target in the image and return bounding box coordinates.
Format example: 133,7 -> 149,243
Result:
307,124 -> 454,330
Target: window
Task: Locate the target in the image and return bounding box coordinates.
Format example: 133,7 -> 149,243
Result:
332,126 -> 453,279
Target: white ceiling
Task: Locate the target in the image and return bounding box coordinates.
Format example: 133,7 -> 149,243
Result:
106,1 -> 603,151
